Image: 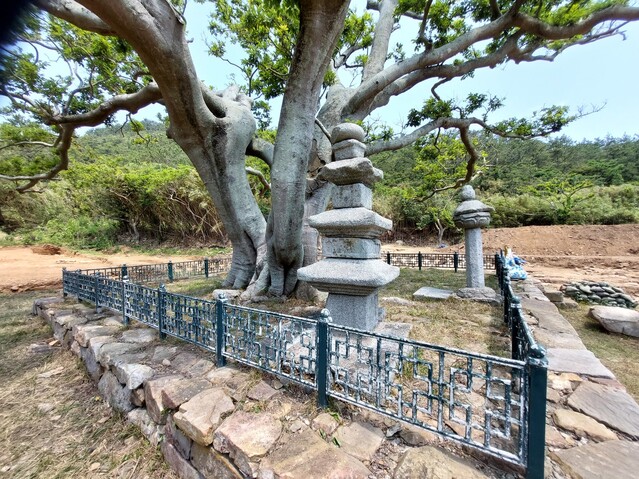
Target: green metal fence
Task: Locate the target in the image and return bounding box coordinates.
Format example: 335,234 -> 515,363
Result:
61,253 -> 546,478
383,251 -> 496,271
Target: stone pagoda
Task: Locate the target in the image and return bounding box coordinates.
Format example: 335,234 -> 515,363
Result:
297,123 -> 399,331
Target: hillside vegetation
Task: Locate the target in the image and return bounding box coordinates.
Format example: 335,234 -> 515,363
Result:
1,121 -> 638,250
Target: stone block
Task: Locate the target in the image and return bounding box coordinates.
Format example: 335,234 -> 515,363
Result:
247,381 -> 279,402
151,345 -> 178,363
174,388 -> 235,446
161,441 -> 203,479
326,293 -> 380,330
551,440 -> 639,479
166,414 -> 193,460
552,408 -> 617,441
333,421 -> 384,462
318,157 -> 383,186
73,323 -> 122,347
127,408 -> 163,446
308,207 -> 391,239
413,287 -> 453,301
332,139 -> 366,161
544,290 -> 564,303
98,370 -> 133,413
144,375 -> 184,424
311,412 -> 340,436
332,183 -> 372,209
120,328 -> 158,344
162,378 -> 212,410
330,123 -> 365,144
547,348 -> 615,378
394,445 -> 490,478
114,363 -> 155,390
322,237 -> 380,259
191,443 -> 243,479
589,305 -> 639,337
97,342 -> 141,367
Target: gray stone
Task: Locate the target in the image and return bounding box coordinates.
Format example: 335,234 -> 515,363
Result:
247,381 -> 279,402
322,237 -> 380,259
463,228 -> 487,288
162,378 -> 212,410
188,359 -> 215,378
260,428 -> 370,479
311,412 -> 340,436
551,440 -> 639,479
456,287 -> 498,303
318,157 -> 383,186
127,408 -> 163,446
174,388 -> 235,446
191,443 -> 243,479
172,352 -> 201,373
588,305 -> 639,337
326,292 -> 380,331
558,298 -> 579,310
161,441 -> 203,479
332,183 -> 373,209
151,345 -> 178,363
547,348 -> 615,378
98,342 -> 141,367
166,414 -> 193,459
119,328 -> 157,344
298,258 -> 399,295
213,411 -> 282,477
144,375 -> 184,424
332,139 -> 367,161
205,366 -> 251,390
394,445 -> 490,479
330,123 -> 365,144
98,370 -> 133,413
212,289 -> 242,301
131,388 -> 145,407
413,286 -> 453,301
114,363 -> 155,389
308,207 -> 392,239
333,421 -> 384,462
567,381 -> 639,438
374,321 -> 412,339
73,323 -> 122,347
552,408 -> 617,441
544,290 -> 565,303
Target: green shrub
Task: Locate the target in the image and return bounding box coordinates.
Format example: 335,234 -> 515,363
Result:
30,215 -> 119,249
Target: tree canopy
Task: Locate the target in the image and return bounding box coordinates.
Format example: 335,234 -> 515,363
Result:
1,0 -> 638,297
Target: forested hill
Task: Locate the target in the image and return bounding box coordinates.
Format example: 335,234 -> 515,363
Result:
1,120 -> 638,249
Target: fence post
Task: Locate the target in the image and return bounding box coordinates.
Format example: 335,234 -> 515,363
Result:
204,257 -> 210,278
62,268 -> 68,297
526,344 -> 548,479
386,252 -> 391,265
316,308 -> 331,408
121,275 -> 129,326
94,273 -> 100,312
121,264 -> 128,281
158,284 -> 166,340
510,295 -> 521,359
168,261 -> 174,282
494,253 -> 499,272
453,252 -> 459,272
503,273 -> 512,325
417,252 -> 422,271
216,293 -> 228,367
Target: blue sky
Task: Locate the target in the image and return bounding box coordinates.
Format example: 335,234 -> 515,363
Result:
177,1 -> 639,142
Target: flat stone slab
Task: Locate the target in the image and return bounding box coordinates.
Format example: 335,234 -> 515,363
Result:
552,408 -> 617,441
247,381 -> 279,402
567,381 -> 639,438
114,363 -> 155,390
120,328 -> 158,344
333,421 -> 384,462
456,287 -> 498,303
551,440 -> 639,479
298,258 -> 399,295
318,156 -> 382,185
394,445 -> 490,479
161,377 -> 212,409
413,287 -> 453,301
261,428 -> 370,479
174,387 -> 235,446
73,323 -> 123,347
307,207 -> 392,239
589,305 -> 639,337
98,342 -> 141,367
547,348 -> 615,378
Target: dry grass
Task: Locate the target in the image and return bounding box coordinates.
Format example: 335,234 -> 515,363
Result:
561,303 -> 639,402
0,291 -> 177,479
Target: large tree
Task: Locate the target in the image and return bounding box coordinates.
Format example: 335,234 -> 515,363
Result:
2,0 -> 638,297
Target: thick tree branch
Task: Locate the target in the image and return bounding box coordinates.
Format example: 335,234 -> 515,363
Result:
246,137 -> 274,167
366,0 -> 422,20
362,0 -> 398,82
36,0 -> 115,35
246,166 -> 271,191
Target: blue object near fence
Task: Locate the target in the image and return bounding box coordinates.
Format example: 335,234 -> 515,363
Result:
61,252 -> 546,478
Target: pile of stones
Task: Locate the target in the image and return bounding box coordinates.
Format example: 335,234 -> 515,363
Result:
560,281 -> 637,309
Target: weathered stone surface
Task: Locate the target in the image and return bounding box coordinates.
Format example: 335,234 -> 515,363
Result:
144,375 -> 183,424
166,414 -> 193,460
567,381 -> 639,438
114,363 -> 155,390
311,412 -> 340,436
547,348 -> 615,378
551,440 -> 639,479
161,441 -> 203,479
544,290 -> 565,303
462,228 -> 487,288
330,123 -> 366,144
151,345 -> 179,363
545,425 -> 575,449
120,328 -> 157,344
318,157 -> 383,186
172,352 -> 201,373
553,409 -> 618,441
332,139 -> 367,162
332,183 -> 373,209
413,287 -> 453,301
558,297 -> 579,310
394,445 -> 490,479
162,378 -> 212,410
322,237 -> 380,259
247,381 -> 279,402
399,425 -> 439,446
308,207 -> 392,239
189,359 -> 215,378
191,443 -> 243,479
127,408 -> 163,446
73,323 -> 122,347
212,289 -> 242,301
261,428 -> 370,479
98,370 -> 133,413
326,292 -> 381,330
299,258 -> 399,295
456,287 -> 498,304
97,342 -> 141,367
174,388 -> 235,446
206,366 -> 251,390
333,421 -> 384,462
131,388 -> 145,407
589,305 -> 639,337
213,411 -> 282,477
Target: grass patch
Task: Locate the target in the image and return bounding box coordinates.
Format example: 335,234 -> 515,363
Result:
380,268 -> 498,299
163,275 -> 226,298
0,292 -> 177,478
561,304 -> 639,402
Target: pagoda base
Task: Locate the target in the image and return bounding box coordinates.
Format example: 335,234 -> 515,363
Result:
326,292 -> 381,331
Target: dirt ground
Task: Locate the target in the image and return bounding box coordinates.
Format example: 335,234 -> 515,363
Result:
1,223 -> 638,297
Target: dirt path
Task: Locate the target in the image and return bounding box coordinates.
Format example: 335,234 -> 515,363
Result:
1,223 -> 638,297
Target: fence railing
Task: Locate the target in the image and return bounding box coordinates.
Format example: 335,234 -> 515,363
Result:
61,254 -> 547,478
383,251 -> 496,271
